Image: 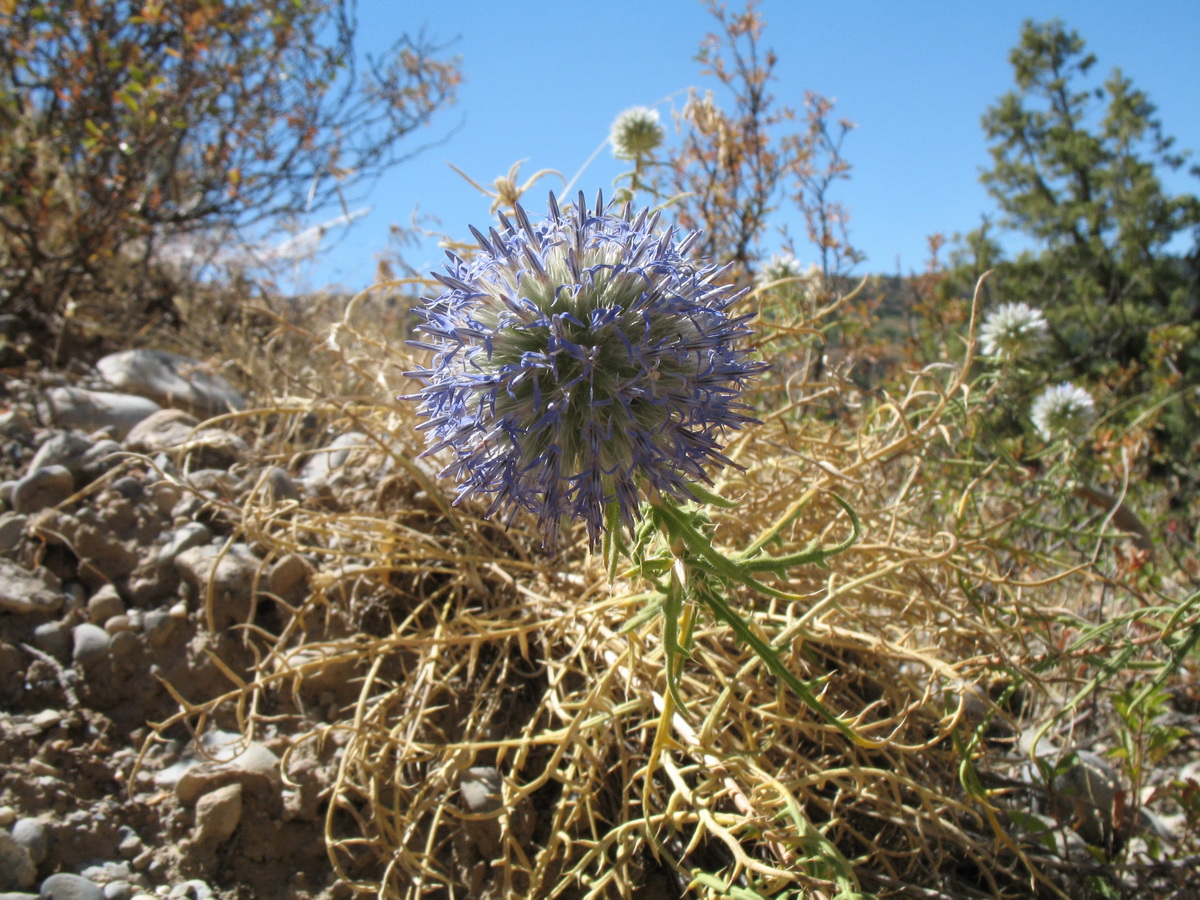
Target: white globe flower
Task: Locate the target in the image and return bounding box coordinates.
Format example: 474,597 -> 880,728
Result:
979,301 -> 1049,361
609,106 -> 664,160
1030,382 -> 1096,441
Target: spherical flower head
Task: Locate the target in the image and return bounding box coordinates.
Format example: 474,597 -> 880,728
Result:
609,106 -> 665,160
979,301 -> 1049,361
1030,382 -> 1096,441
405,191 -> 767,551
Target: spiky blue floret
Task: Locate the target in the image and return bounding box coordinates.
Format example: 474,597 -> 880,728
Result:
404,191 -> 766,550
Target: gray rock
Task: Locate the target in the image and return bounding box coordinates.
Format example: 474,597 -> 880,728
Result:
174,543 -> 260,629
125,411 -> 246,470
9,819 -> 46,865
141,610 -> 175,647
27,432 -> 93,477
166,732 -> 281,805
71,622 -> 111,666
77,441 -> 125,482
459,766 -> 503,813
0,514 -> 26,554
78,863 -> 131,885
1050,749 -> 1123,847
156,523 -> 213,566
0,831 -> 34,891
266,554 -> 308,598
108,630 -> 139,658
192,782 -> 242,844
108,477 -> 144,503
44,387 -> 160,440
11,466 -> 75,514
0,559 -> 63,615
0,892 -> 40,900
87,584 -> 125,625
31,510 -> 140,583
31,621 -> 71,660
39,874 -> 105,900
300,431 -> 370,490
102,884 -> 132,900
166,881 -> 213,900
264,467 -> 299,504
96,349 -> 245,417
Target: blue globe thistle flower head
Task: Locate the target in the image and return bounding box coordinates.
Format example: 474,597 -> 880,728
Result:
405,191 -> 767,551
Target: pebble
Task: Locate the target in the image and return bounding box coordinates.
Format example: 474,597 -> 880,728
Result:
266,554 -> 308,598
87,585 -> 126,625
109,477 -> 145,502
27,432 -> 94,478
0,558 -> 63,615
9,820 -> 46,865
155,524 -> 212,566
44,387 -> 161,440
300,431 -> 369,490
30,710 -> 61,731
0,808 -> 13,828
96,349 -> 245,417
11,465 -> 75,514
192,783 -> 242,844
77,441 -> 125,482
0,832 -> 34,890
109,630 -> 140,658
0,514 -> 26,554
103,883 -> 133,900
141,610 -> 174,647
39,873 -> 105,900
31,621 -> 72,660
167,881 -> 213,900
72,622 -> 112,666
264,466 -> 299,503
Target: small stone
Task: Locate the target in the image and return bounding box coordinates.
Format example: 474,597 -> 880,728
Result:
71,622 -> 111,666
156,523 -> 212,566
39,873 -> 105,900
0,832 -> 33,890
87,584 -> 125,625
168,601 -> 188,619
116,829 -> 142,860
31,621 -> 71,660
146,481 -> 182,518
192,783 -> 242,844
142,610 -> 174,647
0,514 -> 26,554
266,554 -> 308,598
77,440 -> 125,482
459,766 -> 503,813
264,467 -> 299,504
109,630 -> 139,658
44,387 -> 161,440
30,710 -> 61,731
104,615 -> 133,635
174,733 -> 280,805
167,881 -> 213,900
0,807 -> 14,827
9,819 -> 46,865
0,559 -> 63,615
103,883 -> 133,900
109,476 -> 145,502
27,432 -> 94,477
11,465 -> 75,514
97,349 -> 245,417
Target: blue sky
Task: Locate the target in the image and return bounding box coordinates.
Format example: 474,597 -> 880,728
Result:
302,0 -> 1200,290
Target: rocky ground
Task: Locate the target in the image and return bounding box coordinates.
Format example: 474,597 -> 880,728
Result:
1,349 -> 354,900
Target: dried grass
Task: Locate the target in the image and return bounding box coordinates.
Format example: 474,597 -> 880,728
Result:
151,279 -> 1194,900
